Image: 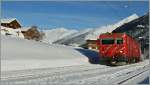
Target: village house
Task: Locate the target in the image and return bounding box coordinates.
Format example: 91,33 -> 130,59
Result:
1,18 -> 24,38
1,18 -> 21,29
21,26 -> 44,41
86,39 -> 98,50
1,18 -> 44,40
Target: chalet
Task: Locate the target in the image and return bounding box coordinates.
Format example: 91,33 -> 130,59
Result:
1,18 -> 21,29
86,39 -> 98,50
21,27 -> 44,41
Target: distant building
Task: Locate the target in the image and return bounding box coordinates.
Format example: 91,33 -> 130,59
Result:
1,26 -> 24,38
21,26 -> 44,41
1,18 -> 21,29
86,39 -> 98,50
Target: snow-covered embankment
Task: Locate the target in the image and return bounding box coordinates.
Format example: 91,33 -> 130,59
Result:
1,35 -> 89,71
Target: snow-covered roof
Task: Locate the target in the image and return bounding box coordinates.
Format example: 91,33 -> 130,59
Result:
20,29 -> 28,31
86,39 -> 97,40
1,26 -> 12,29
1,26 -> 24,38
1,18 -> 18,23
20,27 -> 30,31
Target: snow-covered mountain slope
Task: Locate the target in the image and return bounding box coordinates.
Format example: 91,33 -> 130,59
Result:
42,28 -> 77,43
54,28 -> 92,46
85,14 -> 139,40
1,35 -> 89,71
1,26 -> 24,38
54,14 -> 139,46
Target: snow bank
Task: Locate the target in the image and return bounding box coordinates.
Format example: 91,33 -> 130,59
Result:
1,35 -> 89,71
1,26 -> 24,38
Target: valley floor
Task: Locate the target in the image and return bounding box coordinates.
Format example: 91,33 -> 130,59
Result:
1,35 -> 149,85
1,60 -> 149,85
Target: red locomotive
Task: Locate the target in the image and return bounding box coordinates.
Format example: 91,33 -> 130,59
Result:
97,33 -> 142,65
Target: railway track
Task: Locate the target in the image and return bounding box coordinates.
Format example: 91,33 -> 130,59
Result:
1,60 -> 148,85
114,65 -> 149,85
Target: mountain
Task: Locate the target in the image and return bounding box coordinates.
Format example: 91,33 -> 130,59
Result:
53,14 -> 139,46
42,28 -> 77,44
112,12 -> 149,58
113,13 -> 148,36
54,28 -> 93,46
85,14 -> 139,40
112,12 -> 149,44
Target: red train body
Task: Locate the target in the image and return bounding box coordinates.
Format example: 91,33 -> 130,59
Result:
97,33 -> 141,64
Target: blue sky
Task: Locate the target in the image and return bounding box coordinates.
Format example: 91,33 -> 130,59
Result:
1,1 -> 149,30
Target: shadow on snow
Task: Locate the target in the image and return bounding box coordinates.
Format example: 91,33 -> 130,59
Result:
138,77 -> 149,84
75,48 -> 103,64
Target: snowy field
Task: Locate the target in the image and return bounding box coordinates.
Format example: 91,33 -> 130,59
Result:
1,35 -> 90,71
1,60 -> 149,85
1,35 -> 149,85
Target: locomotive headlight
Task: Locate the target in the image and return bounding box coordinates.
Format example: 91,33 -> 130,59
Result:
120,50 -> 123,53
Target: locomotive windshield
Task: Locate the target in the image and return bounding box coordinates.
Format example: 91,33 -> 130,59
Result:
101,38 -> 114,44
101,38 -> 123,44
116,38 -> 123,44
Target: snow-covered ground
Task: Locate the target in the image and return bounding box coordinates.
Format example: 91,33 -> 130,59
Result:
1,34 -> 149,85
121,69 -> 149,85
1,35 -> 89,71
1,26 -> 24,38
1,60 -> 149,85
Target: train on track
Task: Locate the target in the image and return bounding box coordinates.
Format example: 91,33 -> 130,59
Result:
97,33 -> 142,65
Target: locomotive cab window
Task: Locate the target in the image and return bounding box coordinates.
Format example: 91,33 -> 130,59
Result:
101,38 -> 114,44
116,38 -> 123,44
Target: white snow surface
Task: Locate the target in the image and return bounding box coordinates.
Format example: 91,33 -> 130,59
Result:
85,14 -> 139,40
1,59 -> 149,85
63,28 -> 92,40
1,18 -> 17,23
1,35 -> 89,71
42,27 -> 78,43
1,26 -> 24,38
53,28 -> 93,46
